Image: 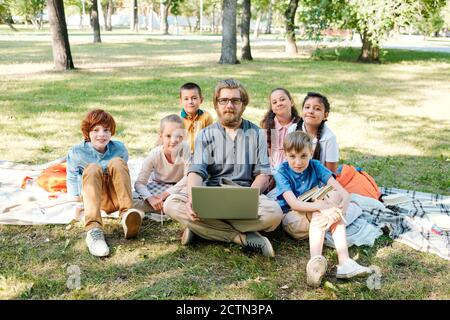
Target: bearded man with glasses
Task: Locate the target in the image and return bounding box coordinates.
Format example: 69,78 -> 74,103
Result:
164,79 -> 283,257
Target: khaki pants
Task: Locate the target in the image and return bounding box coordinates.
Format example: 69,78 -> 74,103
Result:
283,191 -> 348,239
163,188 -> 283,243
82,158 -> 133,231
282,211 -> 311,240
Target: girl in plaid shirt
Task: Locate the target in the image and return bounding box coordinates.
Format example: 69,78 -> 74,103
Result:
134,114 -> 190,218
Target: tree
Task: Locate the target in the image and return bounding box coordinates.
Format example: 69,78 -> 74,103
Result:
219,0 -> 238,64
159,0 -> 183,35
47,0 -> 75,70
240,0 -> 252,60
265,0 -> 274,34
299,0 -> 448,63
130,0 -> 138,31
103,0 -> 113,31
284,0 -> 299,55
0,0 -> 18,31
416,0 -> 447,36
12,0 -> 46,29
90,0 -> 101,42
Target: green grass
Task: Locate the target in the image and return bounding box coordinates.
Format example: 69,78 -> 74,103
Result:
0,27 -> 449,300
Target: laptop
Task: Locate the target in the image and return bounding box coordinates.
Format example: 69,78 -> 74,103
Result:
191,186 -> 259,220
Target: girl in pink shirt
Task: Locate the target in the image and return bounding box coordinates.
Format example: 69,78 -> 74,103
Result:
261,88 -> 301,169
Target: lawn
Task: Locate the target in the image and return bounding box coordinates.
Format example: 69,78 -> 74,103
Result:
0,27 -> 449,300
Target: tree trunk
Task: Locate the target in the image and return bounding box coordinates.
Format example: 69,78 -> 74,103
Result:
358,31 -> 380,63
219,0 -> 238,64
131,0 -> 138,32
159,2 -> 165,32
90,0 -> 101,42
163,1 -> 170,34
148,3 -> 154,31
47,0 -> 75,70
211,4 -> 215,33
105,0 -> 112,31
265,0 -> 274,34
284,0 -> 299,55
6,22 -> 18,31
241,0 -> 252,61
253,11 -> 261,38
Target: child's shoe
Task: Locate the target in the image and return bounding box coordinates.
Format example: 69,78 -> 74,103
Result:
121,209 -> 143,239
336,259 -> 372,279
181,228 -> 195,245
86,228 -> 110,257
306,255 -> 327,287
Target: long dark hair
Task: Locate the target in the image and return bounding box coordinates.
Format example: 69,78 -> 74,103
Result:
260,88 -> 301,150
296,92 -> 330,161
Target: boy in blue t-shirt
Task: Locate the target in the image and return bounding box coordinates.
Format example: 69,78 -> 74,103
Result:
273,131 -> 371,287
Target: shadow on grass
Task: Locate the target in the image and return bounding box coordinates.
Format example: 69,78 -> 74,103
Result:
312,47 -> 450,64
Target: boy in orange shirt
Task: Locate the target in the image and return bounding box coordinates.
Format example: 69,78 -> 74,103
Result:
179,82 -> 213,152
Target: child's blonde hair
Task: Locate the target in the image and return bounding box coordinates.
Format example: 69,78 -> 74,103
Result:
157,114 -> 184,145
283,131 -> 313,154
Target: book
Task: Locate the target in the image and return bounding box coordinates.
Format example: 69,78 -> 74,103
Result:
382,193 -> 412,206
298,185 -> 334,202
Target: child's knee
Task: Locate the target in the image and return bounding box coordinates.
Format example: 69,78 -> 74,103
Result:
282,211 -> 310,240
325,190 -> 341,204
83,163 -> 102,177
108,157 -> 127,169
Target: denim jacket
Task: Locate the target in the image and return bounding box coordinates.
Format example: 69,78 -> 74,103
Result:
66,140 -> 129,196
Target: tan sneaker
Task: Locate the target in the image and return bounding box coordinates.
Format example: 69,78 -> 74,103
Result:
306,255 -> 328,287
181,228 -> 195,245
121,209 -> 143,239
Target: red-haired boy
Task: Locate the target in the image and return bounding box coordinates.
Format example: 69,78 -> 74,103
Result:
67,109 -> 143,257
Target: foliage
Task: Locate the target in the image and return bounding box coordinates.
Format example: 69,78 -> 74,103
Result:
297,0 -> 448,61
11,0 -> 46,23
0,0 -> 12,22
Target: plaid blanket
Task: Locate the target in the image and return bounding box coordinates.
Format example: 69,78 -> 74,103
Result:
362,187 -> 450,260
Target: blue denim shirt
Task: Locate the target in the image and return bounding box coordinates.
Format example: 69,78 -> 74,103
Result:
66,140 -> 129,196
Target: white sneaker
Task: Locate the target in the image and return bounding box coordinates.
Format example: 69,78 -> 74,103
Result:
86,228 -> 110,257
306,255 -> 327,287
121,209 -> 143,239
336,259 -> 372,279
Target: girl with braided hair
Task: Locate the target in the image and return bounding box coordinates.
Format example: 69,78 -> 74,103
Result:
289,92 -> 339,174
260,88 -> 301,169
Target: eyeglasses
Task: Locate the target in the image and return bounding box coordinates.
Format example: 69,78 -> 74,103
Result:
217,98 -> 243,106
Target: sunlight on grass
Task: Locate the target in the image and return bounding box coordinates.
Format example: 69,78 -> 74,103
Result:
0,275 -> 34,299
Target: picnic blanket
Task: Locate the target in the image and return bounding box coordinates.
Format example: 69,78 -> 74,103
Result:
0,158 -> 143,225
1,158 -> 449,260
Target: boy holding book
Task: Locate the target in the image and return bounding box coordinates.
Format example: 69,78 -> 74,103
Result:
273,131 -> 372,287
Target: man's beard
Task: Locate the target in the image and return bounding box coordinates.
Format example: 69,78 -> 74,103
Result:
217,109 -> 243,128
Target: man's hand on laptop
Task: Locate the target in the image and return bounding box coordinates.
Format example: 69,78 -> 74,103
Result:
186,197 -> 200,221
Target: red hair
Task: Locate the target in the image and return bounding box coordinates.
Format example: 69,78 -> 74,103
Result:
81,109 -> 116,141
